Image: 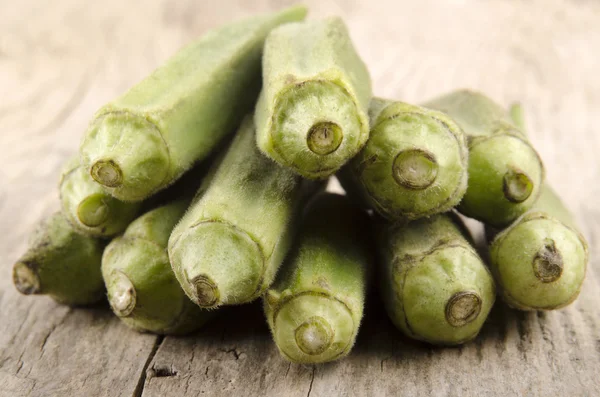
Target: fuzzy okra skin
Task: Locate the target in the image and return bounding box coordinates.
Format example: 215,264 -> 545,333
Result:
378,214 -> 496,345
264,193 -> 371,364
168,116 -> 311,309
59,157 -> 142,237
488,185 -> 588,311
80,5 -> 308,202
102,199 -> 212,334
255,17 -> 372,179
13,212 -> 105,305
341,98 -> 468,221
424,90 -> 544,227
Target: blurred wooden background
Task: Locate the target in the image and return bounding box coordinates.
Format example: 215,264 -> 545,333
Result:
1,0 -> 599,396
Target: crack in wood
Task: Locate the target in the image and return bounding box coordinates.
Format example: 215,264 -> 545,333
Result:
132,335 -> 164,397
306,366 -> 315,397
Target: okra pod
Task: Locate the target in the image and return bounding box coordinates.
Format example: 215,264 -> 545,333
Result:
80,6 -> 308,201
378,214 -> 496,345
13,212 -> 105,305
168,116 -> 311,309
488,185 -> 588,310
341,98 -> 468,221
424,90 -> 544,227
102,199 -> 212,334
255,17 -> 371,179
264,193 -> 371,364
60,157 -> 142,237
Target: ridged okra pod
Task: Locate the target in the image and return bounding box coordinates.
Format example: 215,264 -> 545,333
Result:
488,185 -> 588,310
102,199 -> 213,334
341,98 -> 468,221
424,90 -> 544,227
255,17 -> 372,179
13,212 -> 105,305
168,116 -> 311,309
264,193 -> 371,364
378,214 -> 495,345
60,157 -> 142,237
80,6 -> 308,201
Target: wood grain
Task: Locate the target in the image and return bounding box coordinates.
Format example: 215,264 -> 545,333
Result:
1,0 -> 599,396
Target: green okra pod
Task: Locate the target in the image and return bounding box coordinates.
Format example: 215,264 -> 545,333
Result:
102,198 -> 213,334
80,5 -> 308,201
60,157 -> 142,237
168,115 -> 312,309
264,193 -> 371,364
488,185 -> 588,311
13,212 -> 105,305
424,90 -> 545,227
255,17 -> 372,179
341,98 -> 468,221
378,214 -> 496,345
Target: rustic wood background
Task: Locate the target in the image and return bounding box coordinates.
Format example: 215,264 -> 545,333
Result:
1,0 -> 599,396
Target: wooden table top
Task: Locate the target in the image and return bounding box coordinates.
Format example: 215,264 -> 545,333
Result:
1,0 -> 599,396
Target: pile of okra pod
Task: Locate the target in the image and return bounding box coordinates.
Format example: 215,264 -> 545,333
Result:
13,5 -> 588,364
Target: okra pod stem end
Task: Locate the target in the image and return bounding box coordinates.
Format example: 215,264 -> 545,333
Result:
393,149 -> 439,190
13,262 -> 41,296
294,316 -> 334,355
191,275 -> 220,308
445,291 -> 482,327
306,122 -> 344,155
76,193 -> 110,227
503,168 -> 534,203
107,270 -> 137,317
90,160 -> 123,188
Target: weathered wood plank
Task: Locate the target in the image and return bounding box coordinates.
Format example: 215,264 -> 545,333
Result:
0,0 -> 599,396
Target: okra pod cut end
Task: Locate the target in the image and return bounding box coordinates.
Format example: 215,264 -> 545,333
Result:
80,112 -> 170,201
103,235 -> 212,335
13,261 -> 42,296
13,212 -> 106,306
348,100 -> 468,220
489,213 -> 587,310
268,293 -> 356,363
255,17 -> 371,179
459,133 -> 544,227
169,221 -> 265,308
60,162 -> 142,237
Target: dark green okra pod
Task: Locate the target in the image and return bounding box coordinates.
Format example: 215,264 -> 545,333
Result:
378,214 -> 495,345
264,193 -> 371,364
424,90 -> 544,227
102,199 -> 212,334
80,6 -> 308,201
488,185 -> 588,310
168,116 -> 312,309
341,98 -> 468,221
255,17 -> 371,179
13,212 -> 105,305
60,157 -> 142,237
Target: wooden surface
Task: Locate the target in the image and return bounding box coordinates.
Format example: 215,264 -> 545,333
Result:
1,0 -> 599,396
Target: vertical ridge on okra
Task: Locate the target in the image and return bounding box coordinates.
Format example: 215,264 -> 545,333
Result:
255,17 -> 372,179
264,193 -> 371,364
488,185 -> 588,311
102,198 -> 213,334
60,157 -> 142,237
168,116 -> 314,309
378,214 -> 495,345
340,99 -> 468,221
80,5 -> 308,201
13,212 -> 106,305
424,90 -> 544,227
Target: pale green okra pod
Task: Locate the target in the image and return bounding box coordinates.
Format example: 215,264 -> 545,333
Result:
488,185 -> 588,311
13,212 -> 105,305
80,5 -> 308,201
264,193 -> 371,364
60,157 -> 142,237
102,199 -> 213,334
341,98 -> 468,221
424,90 -> 545,227
168,116 -> 313,309
255,17 -> 372,179
378,214 -> 496,345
